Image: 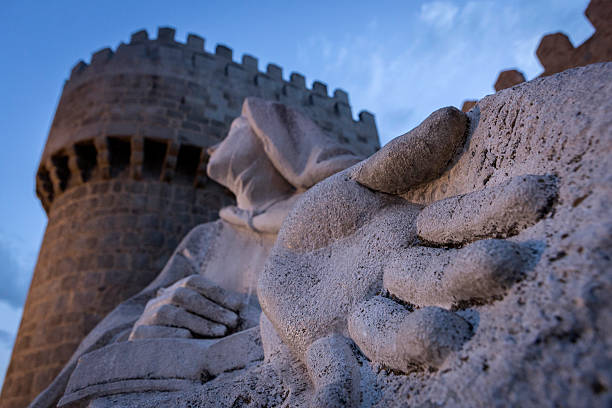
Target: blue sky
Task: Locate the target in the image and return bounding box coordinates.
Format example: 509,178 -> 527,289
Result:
0,0 -> 593,388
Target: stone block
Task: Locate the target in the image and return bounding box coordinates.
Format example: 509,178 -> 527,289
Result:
157,27 -> 176,43
312,81 -> 328,96
186,34 -> 204,50
290,72 -> 306,88
536,33 -> 574,73
241,54 -> 258,71
266,63 -> 283,80
130,29 -> 148,44
215,44 -> 233,60
585,0 -> 612,32
90,48 -> 113,67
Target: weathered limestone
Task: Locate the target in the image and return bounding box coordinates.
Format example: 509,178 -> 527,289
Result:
257,62 -> 611,407
416,174 -> 557,245
12,58 -> 612,408
348,297 -> 472,372
351,107 -> 468,195
208,98 -> 361,234
383,239 -> 532,309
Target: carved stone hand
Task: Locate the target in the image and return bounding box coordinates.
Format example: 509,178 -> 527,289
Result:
129,275 -> 245,340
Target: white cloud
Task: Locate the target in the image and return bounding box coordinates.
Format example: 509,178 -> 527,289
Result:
420,1 -> 459,30
292,0 -> 594,146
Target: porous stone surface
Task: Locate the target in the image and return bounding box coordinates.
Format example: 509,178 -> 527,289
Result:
383,239 -> 533,309
256,62 -> 611,407
416,174 -> 557,246
351,107 -> 468,195
13,62 -> 612,408
348,296 -> 472,372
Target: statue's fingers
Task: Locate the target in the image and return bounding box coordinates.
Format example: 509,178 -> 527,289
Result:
150,304 -> 227,337
178,275 -> 244,312
129,325 -> 192,340
167,286 -> 239,328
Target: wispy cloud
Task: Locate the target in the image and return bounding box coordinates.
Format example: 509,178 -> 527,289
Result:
420,2 -> 459,30
0,233 -> 34,309
294,0 -> 592,145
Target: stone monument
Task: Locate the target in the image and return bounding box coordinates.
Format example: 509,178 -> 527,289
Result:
24,61 -> 612,408
2,2 -> 611,407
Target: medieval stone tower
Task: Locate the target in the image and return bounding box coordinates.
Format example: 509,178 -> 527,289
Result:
1,27 -> 379,407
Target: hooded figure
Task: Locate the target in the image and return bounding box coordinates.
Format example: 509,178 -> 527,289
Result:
207,97 -> 361,233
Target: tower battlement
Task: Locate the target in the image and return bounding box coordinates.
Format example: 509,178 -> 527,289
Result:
67,26 -> 372,124
37,27 -> 379,211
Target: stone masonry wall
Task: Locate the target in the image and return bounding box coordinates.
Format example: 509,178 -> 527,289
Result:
42,27 -> 379,162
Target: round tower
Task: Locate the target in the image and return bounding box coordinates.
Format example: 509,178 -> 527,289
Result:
1,27 -> 379,407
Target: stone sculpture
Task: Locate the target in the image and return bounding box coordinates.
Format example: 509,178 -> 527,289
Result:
29,97 -> 361,408
28,62 -> 612,407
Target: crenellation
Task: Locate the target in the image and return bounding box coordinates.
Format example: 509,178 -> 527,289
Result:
157,44 -> 183,64
225,63 -> 248,80
290,72 -> 306,88
53,28 -> 379,160
358,110 -> 376,127
536,33 -> 575,74
193,52 -> 216,71
312,80 -> 328,96
266,63 -> 283,79
70,61 -> 87,78
157,27 -> 176,43
241,54 -> 258,71
90,48 -> 113,66
333,88 -> 349,104
308,92 -> 327,107
334,101 -> 352,119
130,29 -> 148,44
215,44 -> 233,60
186,33 -> 204,50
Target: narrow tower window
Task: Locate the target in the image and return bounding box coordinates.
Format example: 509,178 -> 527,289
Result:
175,144 -> 201,184
107,137 -> 131,178
143,138 -> 167,180
51,154 -> 70,191
74,141 -> 98,182
37,167 -> 54,201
